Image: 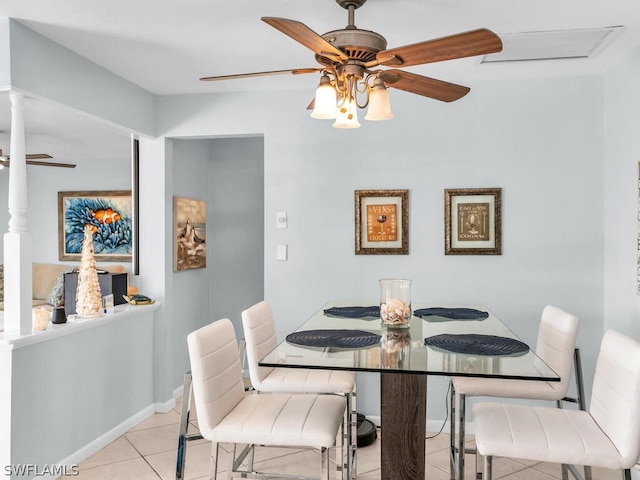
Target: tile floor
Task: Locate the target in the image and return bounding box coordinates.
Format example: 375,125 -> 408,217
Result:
61,398 -> 624,480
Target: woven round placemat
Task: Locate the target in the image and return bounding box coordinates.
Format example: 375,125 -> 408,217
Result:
414,307 -> 488,321
423,334 -> 529,356
286,329 -> 381,348
323,306 -> 380,318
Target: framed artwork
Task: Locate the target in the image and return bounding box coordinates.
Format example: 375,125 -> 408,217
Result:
173,196 -> 207,271
355,189 -> 409,255
58,190 -> 133,261
444,188 -> 502,255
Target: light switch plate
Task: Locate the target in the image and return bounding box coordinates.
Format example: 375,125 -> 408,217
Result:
276,211 -> 287,229
276,244 -> 288,261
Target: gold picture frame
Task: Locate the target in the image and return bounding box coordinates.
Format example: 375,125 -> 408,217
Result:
445,188 -> 502,255
173,196 -> 207,271
355,189 -> 409,255
58,190 -> 133,261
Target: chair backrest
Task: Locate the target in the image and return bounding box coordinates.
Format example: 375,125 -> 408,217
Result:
590,330 -> 640,468
534,305 -> 579,398
187,318 -> 246,438
241,300 -> 278,388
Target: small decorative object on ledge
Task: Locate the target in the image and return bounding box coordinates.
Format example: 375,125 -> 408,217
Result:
51,306 -> 67,324
32,307 -> 50,331
123,294 -> 155,306
75,225 -> 103,317
379,278 -> 412,328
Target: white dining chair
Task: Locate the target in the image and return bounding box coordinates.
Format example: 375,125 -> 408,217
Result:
449,305 -> 581,480
242,300 -> 357,480
186,318 -> 346,480
474,329 -> 640,480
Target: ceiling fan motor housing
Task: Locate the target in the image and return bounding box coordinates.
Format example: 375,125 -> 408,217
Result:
318,28 -> 387,64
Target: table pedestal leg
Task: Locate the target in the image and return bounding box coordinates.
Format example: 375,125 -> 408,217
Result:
381,372 -> 427,480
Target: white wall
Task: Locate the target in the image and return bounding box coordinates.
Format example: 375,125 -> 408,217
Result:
603,45 -> 640,340
157,72 -> 605,419
7,20 -> 154,137
142,137 -> 265,399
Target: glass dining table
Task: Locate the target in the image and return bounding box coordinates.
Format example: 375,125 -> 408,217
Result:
259,301 -> 559,480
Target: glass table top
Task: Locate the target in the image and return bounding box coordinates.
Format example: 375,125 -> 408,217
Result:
259,301 -> 560,381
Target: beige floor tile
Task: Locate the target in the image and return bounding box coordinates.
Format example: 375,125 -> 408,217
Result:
424,464 -> 453,480
356,469 -> 381,480
489,457 -> 536,479
533,463 -> 622,480
356,438 -> 381,475
499,466 -> 557,480
130,410 -> 181,431
78,437 -> 140,470
252,449 -> 342,479
426,431 -> 452,454
427,444 -> 480,479
145,441 -> 216,480
126,424 -> 180,456
74,457 -> 160,480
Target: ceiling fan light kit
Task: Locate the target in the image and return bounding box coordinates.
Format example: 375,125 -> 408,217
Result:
200,0 -> 503,129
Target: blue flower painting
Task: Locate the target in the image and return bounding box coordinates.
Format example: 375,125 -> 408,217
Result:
59,191 -> 133,261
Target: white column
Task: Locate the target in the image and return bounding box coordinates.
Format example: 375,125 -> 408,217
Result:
3,91 -> 33,335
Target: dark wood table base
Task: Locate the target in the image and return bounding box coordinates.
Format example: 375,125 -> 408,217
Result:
381,372 -> 427,480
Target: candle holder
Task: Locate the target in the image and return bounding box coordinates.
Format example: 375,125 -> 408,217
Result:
379,278 -> 411,328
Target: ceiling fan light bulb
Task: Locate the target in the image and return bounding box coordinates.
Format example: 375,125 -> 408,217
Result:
365,82 -> 394,121
332,99 -> 361,129
311,76 -> 339,119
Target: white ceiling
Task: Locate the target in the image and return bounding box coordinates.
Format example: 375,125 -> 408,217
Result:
0,0 -> 640,164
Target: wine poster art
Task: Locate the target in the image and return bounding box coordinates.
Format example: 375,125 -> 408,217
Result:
355,189 -> 409,255
366,204 -> 398,242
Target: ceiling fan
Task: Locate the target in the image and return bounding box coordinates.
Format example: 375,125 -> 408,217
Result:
0,149 -> 76,169
200,0 -> 503,126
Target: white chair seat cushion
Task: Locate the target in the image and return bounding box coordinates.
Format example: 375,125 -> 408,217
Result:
453,376 -> 560,400
260,368 -> 355,394
206,392 -> 345,448
473,402 -> 625,469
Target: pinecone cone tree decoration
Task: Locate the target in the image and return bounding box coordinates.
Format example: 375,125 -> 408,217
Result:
76,225 -> 103,316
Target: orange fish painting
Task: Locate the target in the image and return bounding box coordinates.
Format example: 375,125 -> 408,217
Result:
90,208 -> 121,224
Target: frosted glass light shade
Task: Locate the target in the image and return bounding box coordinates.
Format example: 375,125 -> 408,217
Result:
333,99 -> 361,129
365,80 -> 393,121
311,76 -> 338,119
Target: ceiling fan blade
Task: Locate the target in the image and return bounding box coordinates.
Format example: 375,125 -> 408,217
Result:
380,70 -> 470,102
26,160 -> 76,168
0,159 -> 76,168
26,153 -> 53,160
200,67 -> 320,82
262,17 -> 349,62
376,28 -> 502,67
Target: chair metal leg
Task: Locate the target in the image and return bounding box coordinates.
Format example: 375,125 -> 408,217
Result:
176,372 -> 204,480
322,446 -> 330,480
210,442 -> 219,480
450,381 -> 457,480
348,389 -> 357,480
483,455 -> 492,480
623,468 -> 632,480
176,372 -> 192,480
457,392 -> 466,480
